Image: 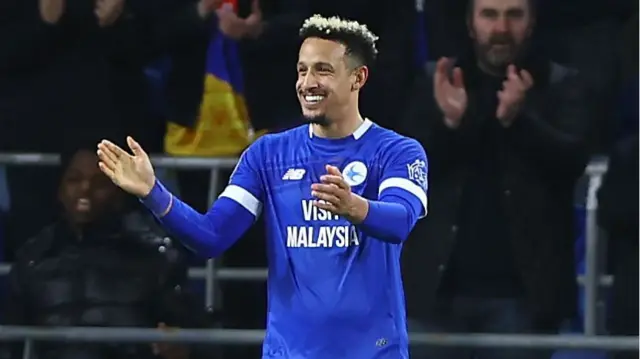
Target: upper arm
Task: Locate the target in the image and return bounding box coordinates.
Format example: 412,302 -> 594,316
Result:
219,138 -> 267,218
379,138 -> 429,219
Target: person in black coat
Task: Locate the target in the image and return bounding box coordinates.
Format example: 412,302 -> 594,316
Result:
1,140 -> 216,359
401,0 -> 593,358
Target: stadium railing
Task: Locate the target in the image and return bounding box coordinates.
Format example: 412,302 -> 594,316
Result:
0,153 -> 632,357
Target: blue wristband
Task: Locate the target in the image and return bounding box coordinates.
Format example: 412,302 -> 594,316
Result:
140,180 -> 172,216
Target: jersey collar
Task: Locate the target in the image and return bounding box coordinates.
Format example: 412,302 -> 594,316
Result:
308,118 -> 373,140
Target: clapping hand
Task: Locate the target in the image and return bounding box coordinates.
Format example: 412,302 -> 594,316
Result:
94,0 -> 124,27
39,0 -> 65,24
496,64 -> 534,126
311,165 -> 368,223
433,57 -> 467,129
97,136 -> 156,197
216,0 -> 262,40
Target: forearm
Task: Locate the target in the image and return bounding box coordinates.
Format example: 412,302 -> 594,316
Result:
142,181 -> 253,257
357,196 -> 417,244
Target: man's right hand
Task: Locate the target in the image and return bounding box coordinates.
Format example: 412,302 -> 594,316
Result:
39,0 -> 65,24
97,136 -> 156,198
433,57 -> 467,129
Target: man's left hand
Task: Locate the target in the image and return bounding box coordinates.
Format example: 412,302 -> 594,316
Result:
496,64 -> 534,126
311,165 -> 368,223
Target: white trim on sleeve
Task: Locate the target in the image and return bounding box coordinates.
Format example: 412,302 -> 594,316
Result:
379,177 -> 428,217
219,185 -> 262,217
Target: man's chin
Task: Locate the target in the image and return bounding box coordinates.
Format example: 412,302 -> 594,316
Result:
302,114 -> 330,126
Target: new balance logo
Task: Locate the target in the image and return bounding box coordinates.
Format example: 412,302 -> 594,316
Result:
282,168 -> 306,180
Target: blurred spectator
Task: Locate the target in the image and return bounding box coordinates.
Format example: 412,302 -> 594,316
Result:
598,134 -> 639,359
401,0 -> 592,358
0,141 -> 214,359
0,0 -> 219,256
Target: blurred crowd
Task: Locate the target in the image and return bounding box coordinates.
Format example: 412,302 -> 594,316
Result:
0,0 -> 638,358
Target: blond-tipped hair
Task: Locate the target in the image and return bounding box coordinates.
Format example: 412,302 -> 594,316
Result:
299,14 -> 379,66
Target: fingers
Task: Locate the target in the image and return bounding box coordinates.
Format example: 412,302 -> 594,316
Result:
311,183 -> 340,196
452,67 -> 464,88
325,165 -> 341,176
311,166 -> 354,214
250,0 -> 260,13
311,181 -> 344,205
99,139 -> 128,159
506,65 -> 525,92
98,162 -> 117,182
507,64 -> 518,80
312,200 -> 338,212
126,136 -> 147,158
434,57 -> 450,85
311,190 -> 340,205
97,149 -> 118,172
505,65 -> 534,90
434,57 -> 464,88
319,175 -> 349,190
495,97 -> 507,119
520,69 -> 534,88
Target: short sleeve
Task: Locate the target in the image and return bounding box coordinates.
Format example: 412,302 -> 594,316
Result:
378,138 -> 429,218
219,138 -> 266,217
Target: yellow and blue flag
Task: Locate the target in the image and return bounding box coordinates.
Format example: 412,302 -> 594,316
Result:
165,0 -> 254,156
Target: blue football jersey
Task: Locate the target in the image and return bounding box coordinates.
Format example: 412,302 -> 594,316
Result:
220,119 -> 429,359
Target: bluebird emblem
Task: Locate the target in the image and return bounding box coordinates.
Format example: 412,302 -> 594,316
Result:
407,159 -> 428,191
342,161 -> 368,186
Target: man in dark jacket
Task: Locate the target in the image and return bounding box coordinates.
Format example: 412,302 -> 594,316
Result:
401,0 -> 592,358
1,140 -> 214,359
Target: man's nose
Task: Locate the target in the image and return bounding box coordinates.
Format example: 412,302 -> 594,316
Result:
78,180 -> 91,193
300,72 -> 319,89
494,16 -> 509,33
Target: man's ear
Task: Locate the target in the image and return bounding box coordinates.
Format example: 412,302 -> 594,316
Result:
351,66 -> 368,91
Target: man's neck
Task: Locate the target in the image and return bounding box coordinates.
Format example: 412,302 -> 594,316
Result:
312,114 -> 364,139
477,60 -> 505,77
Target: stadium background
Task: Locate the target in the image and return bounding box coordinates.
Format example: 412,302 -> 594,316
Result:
0,0 -> 637,357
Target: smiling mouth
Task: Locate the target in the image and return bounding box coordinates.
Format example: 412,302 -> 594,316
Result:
75,198 -> 91,212
301,94 -> 326,107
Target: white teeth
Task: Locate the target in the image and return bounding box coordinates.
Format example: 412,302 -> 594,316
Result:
76,198 -> 91,211
304,95 -> 325,103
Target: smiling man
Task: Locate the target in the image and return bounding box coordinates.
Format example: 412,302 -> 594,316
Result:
3,138 -> 214,359
96,14 -> 429,359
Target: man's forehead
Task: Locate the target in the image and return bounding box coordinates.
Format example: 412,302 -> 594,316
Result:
473,0 -> 528,11
298,38 -> 346,65
66,151 -> 100,173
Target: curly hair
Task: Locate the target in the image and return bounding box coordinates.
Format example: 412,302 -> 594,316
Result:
299,14 -> 379,68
